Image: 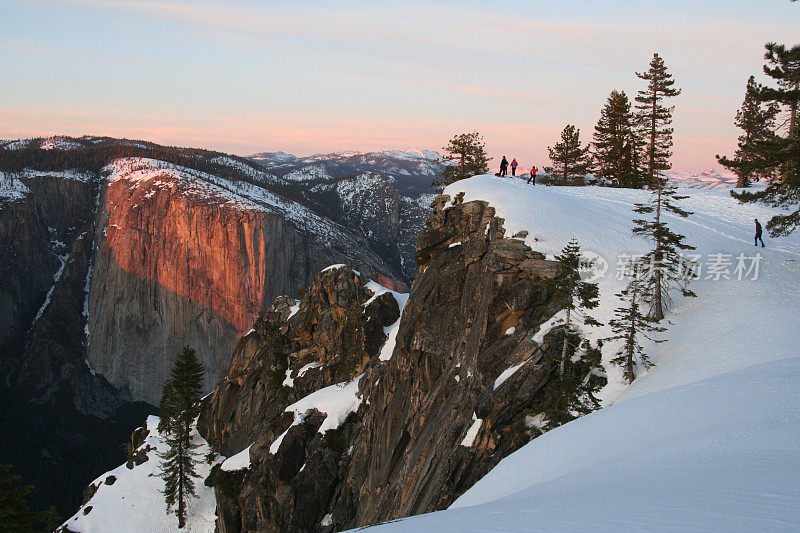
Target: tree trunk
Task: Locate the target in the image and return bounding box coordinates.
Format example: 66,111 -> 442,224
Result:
178,440 -> 186,528
650,88 -> 657,186
559,307 -> 571,375
784,80 -> 799,184
738,131 -> 751,188
626,285 -> 638,384
651,183 -> 665,321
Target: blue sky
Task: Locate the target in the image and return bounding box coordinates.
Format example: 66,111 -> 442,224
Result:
1,0 -> 798,170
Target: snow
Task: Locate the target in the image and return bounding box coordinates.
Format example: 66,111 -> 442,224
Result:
371,284 -> 410,362
448,241 -> 461,248
503,326 -> 515,335
31,253 -> 68,325
531,310 -> 566,344
40,136 -> 82,150
298,361 -> 321,377
0,173 -> 30,201
272,375 -> 364,454
3,139 -> 29,150
459,413 -> 482,447
492,360 -> 526,390
366,174 -> 800,531
1,169 -> 93,203
63,416 -> 220,533
220,445 -> 251,472
283,361 -> 322,389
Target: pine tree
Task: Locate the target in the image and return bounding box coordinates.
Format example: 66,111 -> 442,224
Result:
0,464 -> 60,532
433,131 -> 491,188
540,338 -> 605,430
717,76 -> 780,187
732,43 -> 800,235
550,239 -> 602,375
547,125 -> 592,185
632,178 -> 696,321
593,90 -> 645,188
635,53 -> 681,187
158,346 -> 205,528
606,262 -> 666,383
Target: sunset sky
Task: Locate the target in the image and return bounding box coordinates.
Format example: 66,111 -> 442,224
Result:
1,0 -> 798,171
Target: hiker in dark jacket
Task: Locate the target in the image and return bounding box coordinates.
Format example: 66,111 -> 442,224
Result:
499,156 -> 508,177
754,219 -> 765,247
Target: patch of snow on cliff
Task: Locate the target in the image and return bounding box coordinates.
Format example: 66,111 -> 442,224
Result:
283,375 -> 364,435
460,413 -> 482,447
493,360 -> 526,390
62,415 -> 220,533
31,252 -> 68,325
362,281 -> 409,362
220,445 -> 252,472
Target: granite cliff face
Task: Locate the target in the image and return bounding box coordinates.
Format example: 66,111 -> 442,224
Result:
85,158 -> 393,404
199,194 -> 599,531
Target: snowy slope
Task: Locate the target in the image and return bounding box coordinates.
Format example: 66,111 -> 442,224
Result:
367,175 -> 800,532
62,416 -> 221,533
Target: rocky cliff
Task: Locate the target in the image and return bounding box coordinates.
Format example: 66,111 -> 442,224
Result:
199,193 -> 602,531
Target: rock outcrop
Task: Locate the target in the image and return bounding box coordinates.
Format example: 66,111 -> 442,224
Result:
199,194 -> 599,531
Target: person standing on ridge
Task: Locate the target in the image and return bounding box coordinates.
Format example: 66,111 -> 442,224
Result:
510,158 -> 518,176
754,218 -> 765,247
528,165 -> 538,185
499,156 -> 509,177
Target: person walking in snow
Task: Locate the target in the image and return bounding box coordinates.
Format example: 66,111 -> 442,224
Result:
754,218 -> 765,247
499,156 -> 509,177
510,158 -> 518,176
528,165 -> 538,185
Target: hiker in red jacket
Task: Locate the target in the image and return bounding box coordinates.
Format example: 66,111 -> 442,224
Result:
528,165 -> 538,185
510,158 -> 518,176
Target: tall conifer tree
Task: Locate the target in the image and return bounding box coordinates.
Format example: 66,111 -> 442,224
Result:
635,53 -> 681,187
158,346 -> 205,528
632,179 -> 696,321
433,131 -> 491,188
593,90 -> 644,187
732,43 -> 800,235
606,263 -> 666,383
547,125 -> 592,184
550,239 -> 601,375
541,240 -> 604,429
717,76 -> 781,187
